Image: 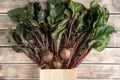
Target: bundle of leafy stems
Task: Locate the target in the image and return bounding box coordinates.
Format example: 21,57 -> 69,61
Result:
6,0 -> 115,69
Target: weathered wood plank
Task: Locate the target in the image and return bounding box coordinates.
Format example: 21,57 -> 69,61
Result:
0,14 -> 15,29
109,15 -> 120,31
0,31 -> 9,46
0,48 -> 120,64
0,31 -> 119,47
0,0 -> 120,13
73,0 -> 120,13
0,0 -> 46,13
0,48 -> 34,63
83,48 -> 120,64
0,64 -> 120,79
0,64 -> 38,79
0,14 -> 119,30
77,64 -> 120,79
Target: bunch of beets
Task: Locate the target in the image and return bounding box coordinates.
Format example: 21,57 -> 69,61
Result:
6,0 -> 115,69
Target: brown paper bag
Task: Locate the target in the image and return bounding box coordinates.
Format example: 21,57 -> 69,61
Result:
39,68 -> 77,80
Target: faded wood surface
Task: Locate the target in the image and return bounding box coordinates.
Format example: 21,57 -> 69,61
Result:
0,48 -> 120,64
0,64 -> 120,79
0,0 -> 120,13
0,0 -> 120,80
73,0 -> 120,13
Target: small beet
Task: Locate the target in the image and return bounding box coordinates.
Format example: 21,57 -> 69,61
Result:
53,60 -> 62,69
42,51 -> 53,63
60,48 -> 71,60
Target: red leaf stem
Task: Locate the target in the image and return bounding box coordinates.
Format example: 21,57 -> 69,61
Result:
73,32 -> 87,52
45,33 -> 49,50
66,15 -> 74,46
67,16 -> 75,46
35,28 -> 45,46
66,32 -> 86,68
71,40 -> 95,68
31,31 -> 44,48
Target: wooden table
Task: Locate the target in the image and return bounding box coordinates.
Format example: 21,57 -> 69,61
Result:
0,0 -> 120,80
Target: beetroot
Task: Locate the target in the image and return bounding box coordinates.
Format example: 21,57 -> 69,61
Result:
42,51 -> 53,63
60,48 -> 71,60
53,60 -> 62,69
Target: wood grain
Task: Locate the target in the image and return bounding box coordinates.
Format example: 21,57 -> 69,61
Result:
73,0 -> 120,13
78,64 -> 120,79
0,0 -> 120,13
83,48 -> 120,64
0,48 -> 120,64
0,0 -> 46,13
0,48 -> 34,63
0,64 -> 120,79
0,64 -> 38,79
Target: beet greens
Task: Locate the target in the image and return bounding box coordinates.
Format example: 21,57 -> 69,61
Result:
6,0 -> 115,69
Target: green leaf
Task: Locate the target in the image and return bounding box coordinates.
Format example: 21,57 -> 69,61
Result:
50,9 -> 57,19
90,1 -> 109,29
8,8 -> 27,25
75,10 -> 87,32
26,3 -> 34,19
93,8 -> 109,28
20,34 -> 29,46
6,26 -> 21,52
6,26 -> 16,45
68,1 -> 86,14
38,10 -> 46,23
29,19 -> 39,27
94,25 -> 116,38
93,34 -> 110,51
56,29 -> 66,50
90,1 -> 100,9
55,14 -> 64,22
51,18 -> 69,43
55,4 -> 65,16
93,25 -> 115,51
64,9 -> 72,18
